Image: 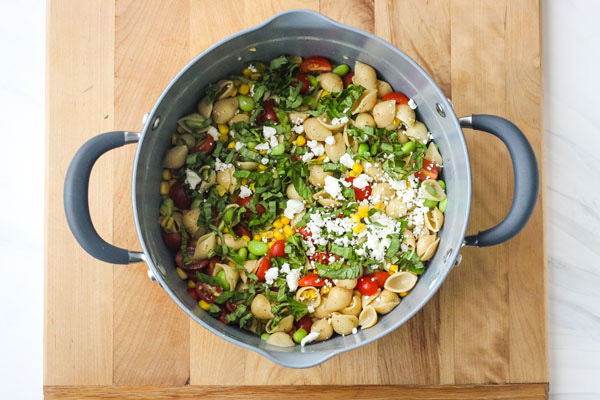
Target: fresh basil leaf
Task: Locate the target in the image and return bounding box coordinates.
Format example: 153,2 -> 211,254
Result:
270,55 -> 288,69
316,261 -> 360,280
330,243 -> 354,260
385,235 -> 401,259
288,298 -> 308,321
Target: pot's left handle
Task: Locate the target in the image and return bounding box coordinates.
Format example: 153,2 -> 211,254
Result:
63,131 -> 145,264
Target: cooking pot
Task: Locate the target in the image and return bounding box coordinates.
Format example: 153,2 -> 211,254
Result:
63,10 -> 538,368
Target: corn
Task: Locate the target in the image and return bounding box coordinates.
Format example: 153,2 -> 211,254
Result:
177,126 -> 185,134
273,230 -> 285,241
250,183 -> 256,191
218,124 -> 229,135
215,185 -> 227,197
250,73 -> 261,80
231,87 -> 238,96
176,267 -> 188,280
353,223 -> 366,234
228,260 -> 236,268
351,214 -> 361,224
357,205 -> 369,218
261,231 -> 274,240
321,90 -> 329,98
301,288 -> 317,300
160,181 -> 170,195
258,165 -> 267,171
348,170 -> 360,178
253,234 -> 261,241
389,264 -> 399,273
199,300 -> 211,311
162,169 -> 171,180
400,292 -> 408,297
242,235 -> 251,242
165,216 -> 174,231
171,134 -> 178,145
281,216 -> 290,225
227,141 -> 236,149
259,150 -> 267,155
374,203 -> 385,210
315,155 -> 327,162
352,162 -> 364,175
296,135 -> 306,146
188,280 -> 196,289
243,68 -> 253,76
320,286 -> 331,295
219,133 -> 229,142
169,178 -> 177,187
273,219 -> 283,229
241,178 -> 248,185
268,241 -> 275,248
283,225 -> 294,237
223,226 -> 229,233
239,83 -> 250,95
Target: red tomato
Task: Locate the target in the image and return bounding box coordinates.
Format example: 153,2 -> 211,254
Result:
256,257 -> 270,282
373,271 -> 391,288
187,287 -> 200,301
255,204 -> 266,214
414,158 -> 439,181
300,56 -> 332,74
268,240 -> 286,258
298,273 -> 332,287
297,226 -> 312,239
195,134 -> 215,153
218,311 -> 228,325
258,100 -> 279,125
291,72 -> 310,93
207,256 -> 221,276
236,196 -> 252,208
169,181 -> 192,209
382,92 -> 410,105
345,177 -> 372,201
237,195 -> 266,217
233,224 -> 251,238
296,315 -> 313,333
196,282 -> 221,303
162,232 -> 182,250
357,276 -> 379,296
343,72 -> 354,87
310,252 -> 335,265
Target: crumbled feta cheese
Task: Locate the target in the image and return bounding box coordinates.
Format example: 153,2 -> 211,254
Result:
292,124 -> 304,134
265,267 -> 279,285
280,263 -> 290,274
269,135 -> 279,147
207,126 -> 219,141
286,268 -> 301,292
324,176 -> 342,199
331,116 -> 349,126
312,144 -> 325,156
254,142 -> 270,151
261,157 -> 269,165
325,135 -> 336,145
247,64 -> 258,73
185,169 -> 202,190
408,98 -> 417,109
284,199 -> 305,219
307,305 -> 315,313
239,185 -> 252,198
263,126 -> 277,139
352,327 -> 358,335
340,153 -> 354,169
234,142 -> 244,151
214,158 -> 232,172
302,152 -> 314,163
352,174 -> 369,189
300,331 -> 320,347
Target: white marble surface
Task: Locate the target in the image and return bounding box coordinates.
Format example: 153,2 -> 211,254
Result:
0,1 -> 598,399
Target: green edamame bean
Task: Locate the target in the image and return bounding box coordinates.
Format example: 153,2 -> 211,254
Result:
401,141 -> 416,154
215,270 -> 230,290
423,199 -> 438,208
159,198 -> 174,217
190,198 -> 201,209
248,240 -> 269,256
237,247 -> 248,261
185,119 -> 206,129
271,143 -> 285,156
247,141 -> 257,149
238,95 -> 255,112
308,75 -> 318,88
358,143 -> 370,157
439,198 -> 448,213
248,253 -> 258,260
292,328 -> 308,344
370,142 -> 378,154
437,180 -> 446,190
261,333 -> 270,341
332,64 -> 350,76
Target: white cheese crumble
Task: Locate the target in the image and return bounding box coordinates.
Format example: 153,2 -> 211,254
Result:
265,267 -> 279,285
239,185 -> 252,198
184,169 -> 202,190
330,116 -> 349,126
300,331 -> 320,347
352,327 -> 358,335
302,152 -> 314,163
408,98 -> 417,109
292,124 -> 304,134
324,176 -> 342,199
325,135 -> 336,145
254,142 -> 270,151
262,125 -> 277,139
284,199 -> 304,219
307,140 -> 324,156
340,153 -> 355,169
234,142 -> 244,151
286,268 -> 301,292
352,174 -> 370,189
214,158 -> 232,172
261,157 -> 269,165
206,126 -> 219,141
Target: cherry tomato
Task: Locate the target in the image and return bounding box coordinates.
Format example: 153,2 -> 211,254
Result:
373,271 -> 391,288
310,252 -> 335,265
345,177 -> 372,201
195,134 -> 215,153
296,315 -> 313,333
207,256 -> 221,276
234,224 -> 251,238
382,92 -> 410,105
238,195 -> 266,217
196,282 -> 221,303
218,310 -> 229,325
343,72 -> 355,87
175,249 -> 199,269
256,257 -> 271,282
257,100 -> 279,125
298,273 -> 332,287
236,196 -> 251,208
255,204 -> 266,214
297,226 -> 312,239
162,232 -> 182,250
414,158 -> 439,181
291,72 -> 310,93
300,56 -> 332,74
187,287 -> 200,301
357,276 -> 379,296
268,240 -> 286,258
169,181 -> 192,209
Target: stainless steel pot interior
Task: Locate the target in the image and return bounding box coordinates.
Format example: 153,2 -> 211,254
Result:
132,10 -> 471,368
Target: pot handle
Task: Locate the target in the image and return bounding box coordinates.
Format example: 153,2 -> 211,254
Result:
63,131 -> 145,264
459,115 -> 539,247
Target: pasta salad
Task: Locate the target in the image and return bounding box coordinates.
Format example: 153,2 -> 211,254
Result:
158,55 -> 446,347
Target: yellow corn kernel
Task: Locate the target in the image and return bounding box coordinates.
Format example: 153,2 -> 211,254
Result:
392,118 -> 401,128
160,181 -> 170,195
406,180 -> 411,188
162,169 -> 171,180
168,178 -> 177,187
301,288 -> 317,300
171,134 -> 178,145
253,234 -> 261,241
320,90 -> 329,98
215,185 -> 227,197
320,286 -> 331,295
176,126 -> 185,134
374,203 -> 385,210
261,231 -> 274,240
222,226 -> 229,233
258,164 -> 267,171
228,260 -> 236,268
239,83 -> 250,95
227,141 -> 236,149
250,183 -> 256,191
389,264 -> 399,273
231,87 -> 238,96
315,155 -> 327,162
259,150 -> 267,155
357,205 -> 369,218
241,178 -> 248,185
283,225 -> 294,237
353,223 -> 366,234
165,216 -> 174,231
281,216 -> 290,225
273,230 -> 285,241
273,219 -> 283,229
176,267 -> 188,280
348,170 -> 360,178
296,135 -> 306,146
241,235 -> 251,242
268,241 -> 275,249
350,214 -> 361,224
188,280 -> 196,289
352,162 -> 364,175
243,68 -> 253,77
400,292 -> 408,297
250,73 -> 261,80
199,300 -> 211,311
218,124 -> 229,135
219,133 -> 229,142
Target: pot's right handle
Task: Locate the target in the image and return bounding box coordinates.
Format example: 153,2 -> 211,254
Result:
459,114 -> 539,247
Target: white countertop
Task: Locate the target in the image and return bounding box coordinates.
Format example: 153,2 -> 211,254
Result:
0,0 -> 598,398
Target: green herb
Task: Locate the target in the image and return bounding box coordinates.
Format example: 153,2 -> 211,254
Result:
180,229 -> 192,266
196,271 -> 228,289
315,260 -> 360,279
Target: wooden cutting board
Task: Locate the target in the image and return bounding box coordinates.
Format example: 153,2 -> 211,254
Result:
45,0 -> 547,398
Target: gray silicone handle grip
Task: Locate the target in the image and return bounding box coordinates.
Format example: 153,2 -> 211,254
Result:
460,115 -> 539,247
63,131 -> 144,264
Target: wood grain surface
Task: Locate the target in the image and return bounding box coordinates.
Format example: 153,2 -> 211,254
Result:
45,0 -> 546,396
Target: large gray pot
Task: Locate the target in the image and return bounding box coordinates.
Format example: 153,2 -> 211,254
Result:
64,10 -> 538,368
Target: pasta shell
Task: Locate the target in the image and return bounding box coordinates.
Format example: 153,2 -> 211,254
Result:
220,233 -> 247,250
266,315 -> 294,333
313,190 -> 342,208
353,113 -> 376,130
331,312 -> 359,335
216,167 -> 237,193
182,208 -> 201,236
364,162 -> 384,179
311,318 -> 333,341
251,294 -> 274,320
361,289 -> 381,308
421,180 -> 446,201
395,104 -> 416,128
317,113 -> 346,132
385,198 -> 408,218
212,263 -> 239,292
295,286 -> 321,309
178,113 -> 209,133
197,96 -> 213,119
353,61 -> 377,90
417,234 -> 440,261
372,290 -> 400,314
385,271 -> 418,293
358,306 -> 377,329
351,89 -> 377,114
291,210 -> 306,227
304,117 -> 332,141
193,232 -> 216,259
312,301 -> 331,319
341,295 -> 362,316
212,97 -> 239,124
371,182 -> 394,203
266,331 -> 295,347
236,280 -> 249,291
198,165 -> 216,192
216,80 -> 235,99
424,207 -> 444,232
288,112 -> 309,125
342,125 -> 359,153
177,133 -> 196,149
406,121 -> 428,143
318,72 -> 343,93
425,142 -> 443,167
335,279 -> 357,290
162,145 -> 188,169
372,100 -> 397,128
228,113 -> 249,126
286,183 -> 304,201
325,287 -> 353,312
402,229 -> 416,250
376,80 -> 393,98
308,165 -> 332,188
235,161 -> 258,170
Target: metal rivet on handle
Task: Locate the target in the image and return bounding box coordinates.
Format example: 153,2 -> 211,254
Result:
443,249 -> 453,263
152,116 -> 161,130
147,269 -> 156,281
142,112 -> 150,125
436,103 -> 446,117
454,253 -> 463,268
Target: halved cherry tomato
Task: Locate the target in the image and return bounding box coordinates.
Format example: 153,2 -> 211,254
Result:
291,72 -> 310,93
298,273 -> 333,287
187,287 -> 200,301
195,134 -> 215,153
257,100 -> 279,125
382,92 -> 410,105
255,204 -> 266,214
256,257 -> 270,282
414,158 -> 438,181
345,177 -> 372,201
300,56 -> 332,74
343,72 -> 354,87
373,271 -> 391,288
207,256 -> 221,276
268,239 -> 286,258
310,252 -> 332,265
297,226 -> 312,239
237,195 -> 266,217
357,276 -> 379,296
218,310 -> 229,325
196,282 -> 221,303
236,196 -> 251,208
169,181 -> 192,209
162,232 -> 182,250
234,224 -> 251,238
